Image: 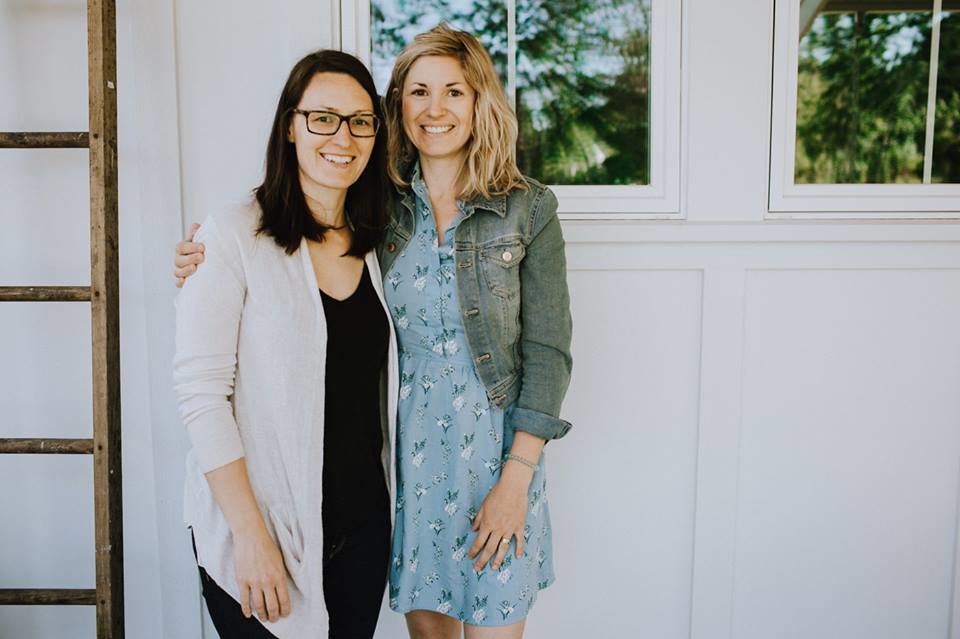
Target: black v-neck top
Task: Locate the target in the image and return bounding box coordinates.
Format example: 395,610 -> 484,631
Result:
319,262 -> 390,537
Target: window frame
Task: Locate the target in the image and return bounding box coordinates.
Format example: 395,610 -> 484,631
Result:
768,0 -> 960,218
337,0 -> 684,219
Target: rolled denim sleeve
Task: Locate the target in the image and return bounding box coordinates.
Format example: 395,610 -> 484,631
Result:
505,187 -> 573,441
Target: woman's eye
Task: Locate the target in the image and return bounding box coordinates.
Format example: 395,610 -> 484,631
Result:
449,89 -> 463,97
410,89 -> 427,97
315,114 -> 335,123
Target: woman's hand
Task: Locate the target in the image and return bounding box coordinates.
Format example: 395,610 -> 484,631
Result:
232,524 -> 292,622
203,459 -> 291,622
175,222 -> 205,288
467,463 -> 533,572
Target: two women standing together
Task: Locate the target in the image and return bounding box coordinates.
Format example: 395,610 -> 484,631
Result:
174,24 -> 572,639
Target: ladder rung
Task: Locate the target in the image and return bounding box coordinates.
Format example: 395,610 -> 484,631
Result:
0,132 -> 89,148
0,589 -> 97,606
0,286 -> 91,302
0,438 -> 94,454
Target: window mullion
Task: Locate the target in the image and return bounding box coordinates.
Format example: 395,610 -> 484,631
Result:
507,0 -> 517,112
923,0 -> 943,184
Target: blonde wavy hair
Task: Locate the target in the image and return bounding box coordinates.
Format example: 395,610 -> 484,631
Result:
384,23 -> 527,200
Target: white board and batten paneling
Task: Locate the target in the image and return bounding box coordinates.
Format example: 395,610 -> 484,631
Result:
1,0 -> 958,637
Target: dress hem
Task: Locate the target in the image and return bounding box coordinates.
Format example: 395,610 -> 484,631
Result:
389,575 -> 556,627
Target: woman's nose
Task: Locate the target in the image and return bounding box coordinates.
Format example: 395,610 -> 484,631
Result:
427,96 -> 445,117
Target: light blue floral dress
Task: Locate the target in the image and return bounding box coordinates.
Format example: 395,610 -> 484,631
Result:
385,173 -> 554,626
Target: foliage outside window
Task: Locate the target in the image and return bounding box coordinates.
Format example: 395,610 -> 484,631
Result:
795,1 -> 959,184
371,0 -> 652,186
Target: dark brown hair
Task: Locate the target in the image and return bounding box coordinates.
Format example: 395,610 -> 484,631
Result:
255,50 -> 388,255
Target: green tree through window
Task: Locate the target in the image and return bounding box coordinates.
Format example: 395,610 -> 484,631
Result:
795,5 -> 959,184
371,0 -> 652,185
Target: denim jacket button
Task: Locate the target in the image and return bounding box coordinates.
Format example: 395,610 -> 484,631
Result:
502,250 -> 513,262
387,243 -> 396,253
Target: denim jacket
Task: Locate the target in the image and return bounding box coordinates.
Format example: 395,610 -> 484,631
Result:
379,169 -> 573,441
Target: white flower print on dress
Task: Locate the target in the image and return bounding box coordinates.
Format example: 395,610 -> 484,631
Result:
497,555 -> 513,585
414,482 -> 429,500
497,600 -> 516,620
443,488 -> 459,517
437,589 -> 453,614
451,535 -> 467,561
393,304 -> 410,329
529,489 -> 545,517
460,432 -> 475,461
419,374 -> 437,393
442,329 -> 459,355
482,457 -> 502,475
429,518 -> 445,536
473,403 -> 488,421
388,271 -> 403,291
399,371 -> 415,401
436,414 -> 453,434
435,263 -> 454,285
411,439 -> 426,468
413,264 -> 429,292
452,382 -> 467,412
408,546 -> 420,573
472,595 -> 488,623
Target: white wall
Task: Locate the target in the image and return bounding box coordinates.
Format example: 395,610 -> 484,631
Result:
2,0 -> 959,638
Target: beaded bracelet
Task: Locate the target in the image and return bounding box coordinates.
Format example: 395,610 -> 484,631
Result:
503,453 -> 540,472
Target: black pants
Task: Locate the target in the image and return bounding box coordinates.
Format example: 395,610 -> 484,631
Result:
194,511 -> 391,639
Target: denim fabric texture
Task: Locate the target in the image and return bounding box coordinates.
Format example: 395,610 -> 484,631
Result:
379,165 -> 573,441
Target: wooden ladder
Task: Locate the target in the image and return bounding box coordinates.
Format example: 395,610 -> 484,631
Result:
0,0 -> 123,636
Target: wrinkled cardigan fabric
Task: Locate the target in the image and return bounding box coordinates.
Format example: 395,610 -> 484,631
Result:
174,201 -> 398,638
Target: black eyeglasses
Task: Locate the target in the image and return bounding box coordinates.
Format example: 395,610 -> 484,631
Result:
290,109 -> 380,138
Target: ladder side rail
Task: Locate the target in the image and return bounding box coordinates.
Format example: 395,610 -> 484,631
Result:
88,0 -> 123,637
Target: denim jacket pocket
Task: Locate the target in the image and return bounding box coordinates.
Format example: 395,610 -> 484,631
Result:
480,240 -> 526,299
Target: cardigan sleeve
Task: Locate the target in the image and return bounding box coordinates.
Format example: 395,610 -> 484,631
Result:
173,212 -> 248,473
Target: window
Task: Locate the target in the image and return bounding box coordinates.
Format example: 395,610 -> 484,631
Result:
770,0 -> 960,216
339,0 -> 682,217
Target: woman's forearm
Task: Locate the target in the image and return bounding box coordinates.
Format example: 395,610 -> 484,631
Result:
205,458 -> 268,538
501,430 -> 546,488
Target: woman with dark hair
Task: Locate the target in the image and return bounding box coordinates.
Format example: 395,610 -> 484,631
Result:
174,49 -> 397,639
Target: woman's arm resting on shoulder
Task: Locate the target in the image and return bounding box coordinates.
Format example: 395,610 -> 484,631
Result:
174,222 -> 205,288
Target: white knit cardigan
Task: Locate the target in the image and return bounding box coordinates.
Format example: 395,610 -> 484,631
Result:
173,201 -> 398,638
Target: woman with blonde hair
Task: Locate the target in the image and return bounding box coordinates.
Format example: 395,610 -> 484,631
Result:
378,24 -> 572,639
175,23 -> 573,639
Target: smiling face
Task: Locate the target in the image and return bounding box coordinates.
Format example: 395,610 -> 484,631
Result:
288,72 -> 377,201
401,55 -> 475,164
